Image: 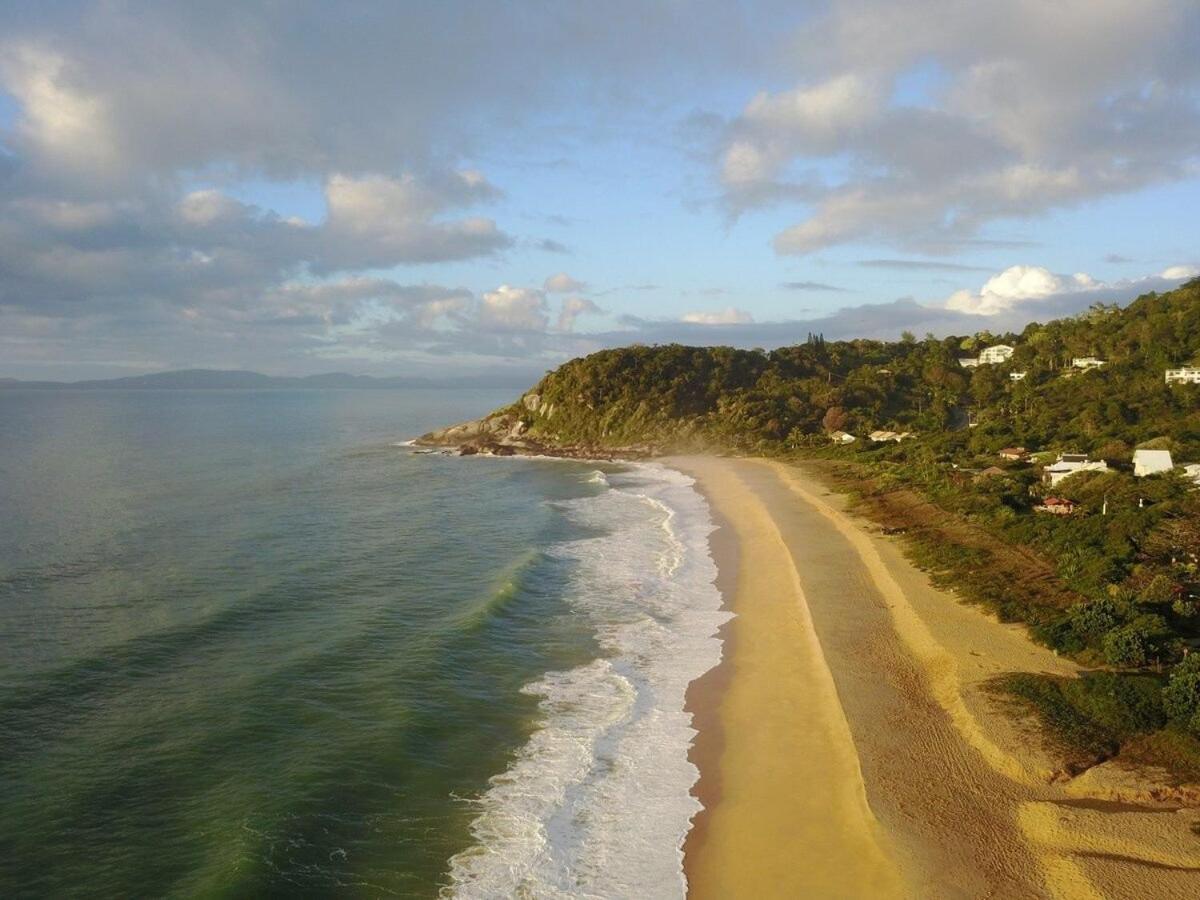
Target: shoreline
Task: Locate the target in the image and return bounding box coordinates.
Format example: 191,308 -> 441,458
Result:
679,483 -> 738,887
670,455 -> 1200,899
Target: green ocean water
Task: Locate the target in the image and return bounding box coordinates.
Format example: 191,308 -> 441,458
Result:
0,389 -> 609,897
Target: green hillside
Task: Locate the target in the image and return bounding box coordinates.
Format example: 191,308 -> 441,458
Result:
512,278 -> 1200,775
516,277 -> 1200,457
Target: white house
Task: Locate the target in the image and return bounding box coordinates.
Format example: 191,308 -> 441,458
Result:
1183,463 -> 1200,487
1043,452 -> 1109,487
979,345 -> 1015,364
1009,371 -> 1027,381
869,430 -> 898,442
1166,367 -> 1200,385
829,431 -> 856,444
1133,449 -> 1174,477
958,357 -> 980,368
1073,356 -> 1105,370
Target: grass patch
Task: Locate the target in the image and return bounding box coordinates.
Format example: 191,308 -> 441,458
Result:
992,671 -> 1166,765
1121,729 -> 1200,782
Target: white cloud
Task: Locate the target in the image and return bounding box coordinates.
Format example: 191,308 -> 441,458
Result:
478,285 -> 549,332
681,307 -> 754,325
178,189 -> 251,226
556,296 -> 602,331
724,74 -> 882,188
945,265 -> 1101,315
1161,265 -> 1200,279
942,262 -> 1198,316
543,272 -> 587,293
0,43 -> 120,178
721,0 -> 1200,253
320,171 -> 508,268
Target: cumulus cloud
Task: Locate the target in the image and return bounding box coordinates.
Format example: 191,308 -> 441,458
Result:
478,285 -> 550,332
543,272 -> 587,293
720,0 -> 1200,253
945,266 -> 1100,315
944,263 -> 1198,316
556,296 -> 602,332
1161,265 -> 1200,279
681,307 -> 755,325
319,171 -> 509,269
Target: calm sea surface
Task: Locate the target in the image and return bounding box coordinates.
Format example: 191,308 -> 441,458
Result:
0,389 -> 724,898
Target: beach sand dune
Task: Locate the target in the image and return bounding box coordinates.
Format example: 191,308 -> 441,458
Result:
676,456 -> 1200,899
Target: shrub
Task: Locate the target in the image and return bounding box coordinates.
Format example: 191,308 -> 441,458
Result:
1068,596 -> 1124,643
1101,614 -> 1170,667
1163,655 -> 1200,734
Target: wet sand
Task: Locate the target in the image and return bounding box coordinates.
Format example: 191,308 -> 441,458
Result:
675,456 -> 1200,899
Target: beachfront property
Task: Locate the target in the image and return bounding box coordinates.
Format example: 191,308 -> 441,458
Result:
1043,452 -> 1109,486
1072,356 -> 1105,370
999,447 -> 1028,461
829,430 -> 856,444
1035,497 -> 1076,516
1165,367 -> 1200,385
978,345 -> 1015,364
1133,449 -> 1174,477
868,430 -> 914,443
1009,371 -> 1027,381
958,357 -> 980,368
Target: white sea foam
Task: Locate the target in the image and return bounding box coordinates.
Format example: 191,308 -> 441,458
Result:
443,464 -> 729,899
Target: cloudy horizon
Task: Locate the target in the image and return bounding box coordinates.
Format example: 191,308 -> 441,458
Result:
1,1 -> 1198,381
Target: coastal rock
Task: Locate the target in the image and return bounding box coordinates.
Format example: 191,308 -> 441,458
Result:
416,405 -> 660,461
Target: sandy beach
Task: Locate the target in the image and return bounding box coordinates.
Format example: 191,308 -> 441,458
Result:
675,456 -> 1200,899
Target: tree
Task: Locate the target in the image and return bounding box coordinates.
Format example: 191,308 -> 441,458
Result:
822,405 -> 847,433
1163,654 -> 1200,733
1101,615 -> 1170,667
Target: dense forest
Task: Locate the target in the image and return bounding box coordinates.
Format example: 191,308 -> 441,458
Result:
506,278 -> 1200,775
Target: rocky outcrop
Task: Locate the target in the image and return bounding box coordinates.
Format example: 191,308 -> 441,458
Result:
415,404 -> 659,461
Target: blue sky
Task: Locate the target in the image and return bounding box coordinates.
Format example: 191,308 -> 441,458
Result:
0,1 -> 1197,380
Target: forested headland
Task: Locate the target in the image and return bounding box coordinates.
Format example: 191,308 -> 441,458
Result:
476,278 -> 1200,779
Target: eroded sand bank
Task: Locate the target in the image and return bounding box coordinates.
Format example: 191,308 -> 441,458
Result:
676,456 -> 1200,899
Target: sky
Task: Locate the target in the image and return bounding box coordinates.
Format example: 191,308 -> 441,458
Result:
0,1 -> 1198,381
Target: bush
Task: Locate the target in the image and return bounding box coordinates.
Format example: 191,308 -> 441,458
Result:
1101,614 -> 1170,667
1068,596 -> 1124,643
1163,655 -> 1200,734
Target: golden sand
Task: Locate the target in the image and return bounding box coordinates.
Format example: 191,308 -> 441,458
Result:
675,456 -> 1200,899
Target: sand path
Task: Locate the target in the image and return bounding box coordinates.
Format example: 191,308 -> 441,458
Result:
676,456 -> 1200,899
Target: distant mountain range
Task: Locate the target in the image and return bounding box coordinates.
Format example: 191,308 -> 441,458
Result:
0,368 -> 536,390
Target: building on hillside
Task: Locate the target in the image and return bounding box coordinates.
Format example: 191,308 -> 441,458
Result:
829,430 -> 856,444
1043,452 -> 1109,487
979,345 -> 1015,364
1133,449 -> 1174,477
867,430 -> 914,443
999,447 -> 1027,461
1183,463 -> 1200,487
1009,371 -> 1027,381
958,357 -> 980,368
1072,356 -> 1105,370
1035,497 -> 1076,516
1165,367 -> 1200,385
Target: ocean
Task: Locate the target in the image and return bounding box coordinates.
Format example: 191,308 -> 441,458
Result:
0,389 -> 726,898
